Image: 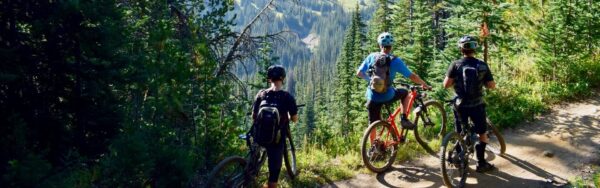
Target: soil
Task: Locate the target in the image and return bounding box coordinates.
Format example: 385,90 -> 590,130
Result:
327,93 -> 600,188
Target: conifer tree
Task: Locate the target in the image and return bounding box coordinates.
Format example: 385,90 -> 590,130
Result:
335,3 -> 367,135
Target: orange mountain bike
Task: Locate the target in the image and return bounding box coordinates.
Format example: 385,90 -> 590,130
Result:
361,83 -> 447,173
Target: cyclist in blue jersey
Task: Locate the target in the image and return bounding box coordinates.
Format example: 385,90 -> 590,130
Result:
356,32 -> 431,129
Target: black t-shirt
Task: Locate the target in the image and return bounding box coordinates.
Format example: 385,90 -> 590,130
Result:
446,57 -> 494,101
252,89 -> 298,126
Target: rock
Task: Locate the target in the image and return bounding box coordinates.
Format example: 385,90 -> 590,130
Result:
543,150 -> 554,157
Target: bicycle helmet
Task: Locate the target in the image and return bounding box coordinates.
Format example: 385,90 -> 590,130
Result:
458,35 -> 478,49
267,65 -> 286,81
377,32 -> 394,47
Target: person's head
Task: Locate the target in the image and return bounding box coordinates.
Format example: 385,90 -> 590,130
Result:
267,65 -> 286,84
377,32 -> 394,53
458,35 -> 478,56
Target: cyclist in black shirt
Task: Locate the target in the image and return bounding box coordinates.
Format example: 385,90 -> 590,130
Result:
251,65 -> 298,188
443,35 -> 497,173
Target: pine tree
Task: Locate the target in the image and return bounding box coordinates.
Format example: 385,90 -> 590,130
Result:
335,3 -> 367,135
367,0 -> 394,51
536,0 -> 600,83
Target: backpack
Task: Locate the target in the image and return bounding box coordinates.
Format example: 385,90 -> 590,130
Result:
253,90 -> 284,145
459,61 -> 485,100
367,54 -> 395,94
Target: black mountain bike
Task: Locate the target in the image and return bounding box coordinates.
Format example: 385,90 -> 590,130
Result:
205,105 -> 304,187
439,98 -> 506,188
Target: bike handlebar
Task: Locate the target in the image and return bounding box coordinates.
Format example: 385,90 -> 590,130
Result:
246,104 -> 305,116
396,82 -> 432,91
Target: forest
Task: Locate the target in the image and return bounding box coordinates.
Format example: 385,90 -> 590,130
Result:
1,0 -> 598,187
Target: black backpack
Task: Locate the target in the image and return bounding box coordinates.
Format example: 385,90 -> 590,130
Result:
459,61 -> 486,100
367,54 -> 395,94
253,90 -> 284,145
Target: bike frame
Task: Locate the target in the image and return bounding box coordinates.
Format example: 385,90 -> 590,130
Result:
239,133 -> 266,181
373,86 -> 425,145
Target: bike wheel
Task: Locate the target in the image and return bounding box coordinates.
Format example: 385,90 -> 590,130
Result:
283,135 -> 298,179
361,120 -> 399,173
205,156 -> 248,188
485,118 -> 506,155
414,100 -> 447,155
440,132 -> 468,188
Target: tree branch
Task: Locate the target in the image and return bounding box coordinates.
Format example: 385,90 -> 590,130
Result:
213,0 -> 277,77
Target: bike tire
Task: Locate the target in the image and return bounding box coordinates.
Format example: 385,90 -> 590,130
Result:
440,132 -> 467,188
283,135 -> 298,179
485,118 -> 506,155
361,120 -> 399,173
205,156 -> 248,188
414,100 -> 447,155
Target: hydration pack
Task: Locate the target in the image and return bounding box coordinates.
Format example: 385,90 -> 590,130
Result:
367,54 -> 395,94
253,90 -> 283,145
459,61 -> 487,100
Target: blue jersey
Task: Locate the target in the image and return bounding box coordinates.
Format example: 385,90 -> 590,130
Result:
357,53 -> 412,102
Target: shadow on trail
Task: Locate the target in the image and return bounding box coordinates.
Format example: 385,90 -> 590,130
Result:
497,153 -> 568,186
474,168 -> 568,188
375,166 -> 444,188
464,152 -> 569,188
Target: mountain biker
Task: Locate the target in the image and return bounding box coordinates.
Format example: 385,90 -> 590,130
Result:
356,32 -> 431,129
251,65 -> 299,188
443,35 -> 497,173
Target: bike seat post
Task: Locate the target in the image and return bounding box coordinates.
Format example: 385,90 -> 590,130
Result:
384,104 -> 392,119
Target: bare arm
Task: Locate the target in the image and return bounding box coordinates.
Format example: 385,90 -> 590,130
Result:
356,69 -> 367,80
409,73 -> 430,88
443,77 -> 454,89
290,114 -> 299,123
485,81 -> 496,89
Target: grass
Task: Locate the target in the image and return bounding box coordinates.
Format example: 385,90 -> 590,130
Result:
275,130 -> 443,187
569,165 -> 600,188
277,142 -> 362,187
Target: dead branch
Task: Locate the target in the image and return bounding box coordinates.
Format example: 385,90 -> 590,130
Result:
213,0 -> 277,77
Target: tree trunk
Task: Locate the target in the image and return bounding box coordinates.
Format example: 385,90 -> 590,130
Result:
484,39 -> 489,63
409,0 -> 414,44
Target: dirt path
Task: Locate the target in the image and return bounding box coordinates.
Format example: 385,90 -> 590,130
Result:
327,94 -> 600,188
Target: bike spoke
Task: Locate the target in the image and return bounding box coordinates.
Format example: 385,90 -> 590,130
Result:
415,101 -> 447,155
362,121 -> 398,173
207,157 -> 247,187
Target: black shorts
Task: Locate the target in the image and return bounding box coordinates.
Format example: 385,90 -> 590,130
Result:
454,104 -> 487,134
264,125 -> 288,183
366,88 -> 409,124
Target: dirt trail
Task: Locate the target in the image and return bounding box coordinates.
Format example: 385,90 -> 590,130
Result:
327,93 -> 600,188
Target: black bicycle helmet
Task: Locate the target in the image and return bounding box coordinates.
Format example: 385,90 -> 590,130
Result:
267,65 -> 286,81
458,35 -> 478,49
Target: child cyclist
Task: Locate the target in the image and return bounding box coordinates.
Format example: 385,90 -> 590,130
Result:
251,65 -> 299,187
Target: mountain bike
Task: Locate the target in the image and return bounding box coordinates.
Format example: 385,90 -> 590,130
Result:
361,83 -> 447,173
205,105 -> 304,187
439,98 -> 506,188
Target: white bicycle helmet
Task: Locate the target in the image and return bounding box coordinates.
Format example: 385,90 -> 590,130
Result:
377,32 -> 394,47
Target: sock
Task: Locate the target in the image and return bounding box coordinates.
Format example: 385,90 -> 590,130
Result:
475,141 -> 487,165
401,114 -> 408,120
